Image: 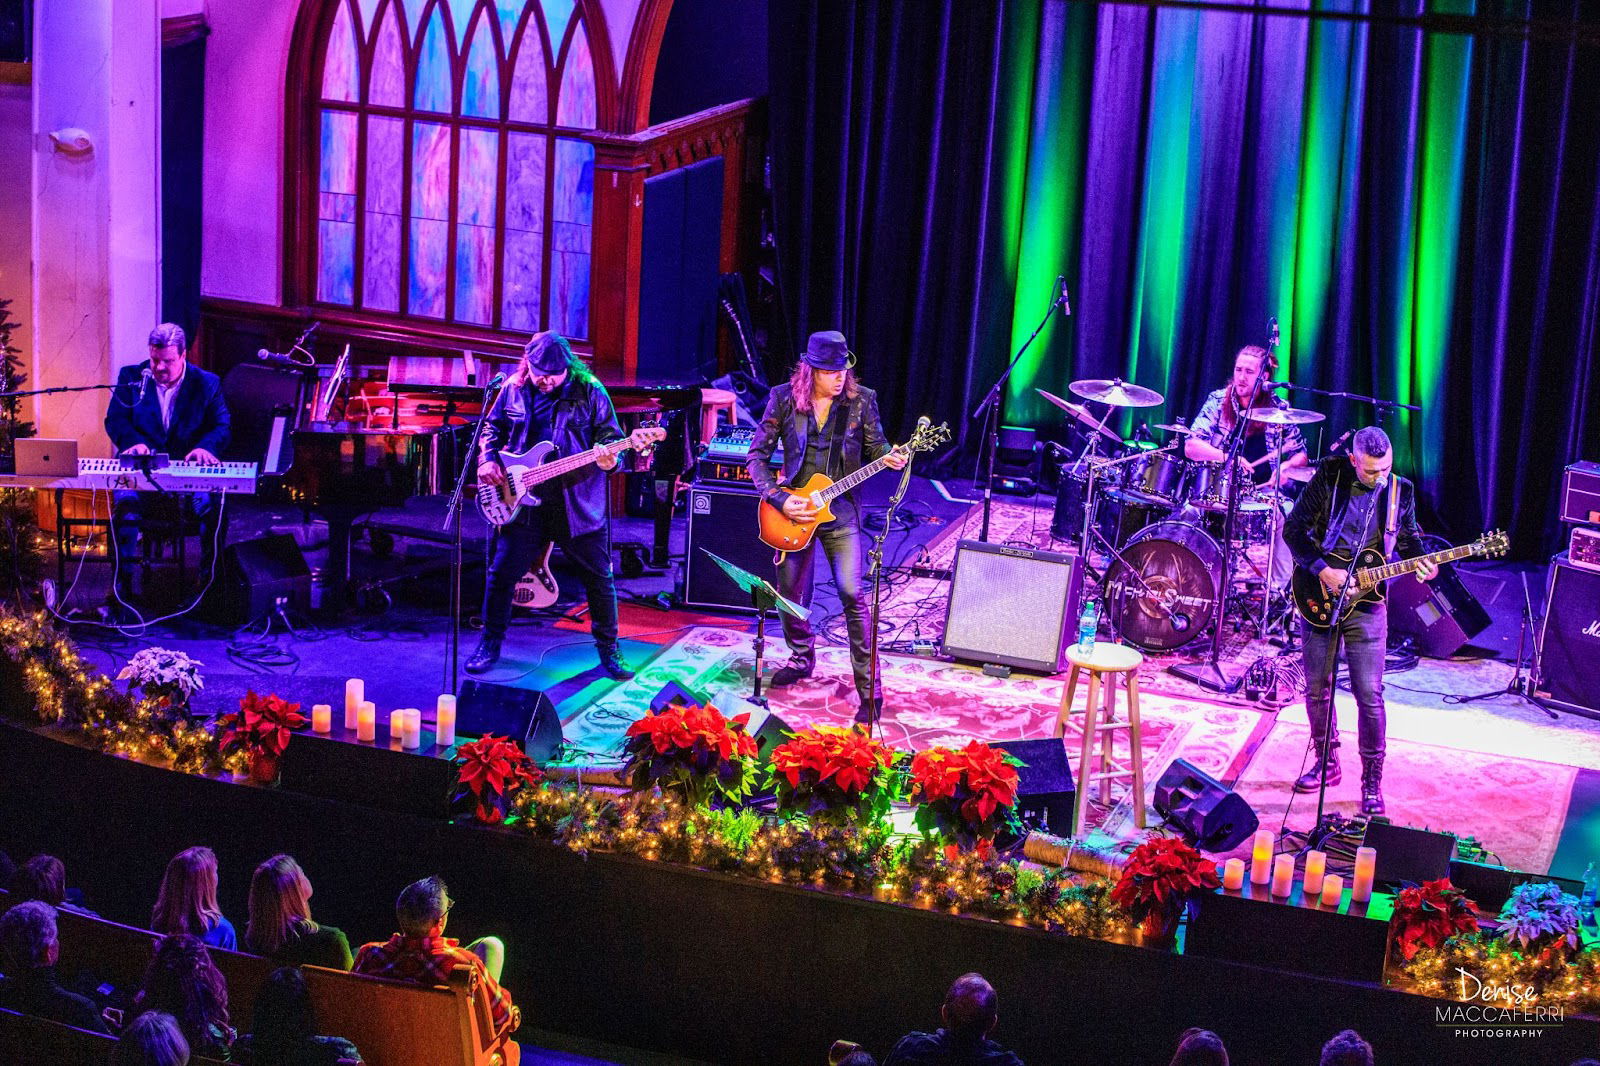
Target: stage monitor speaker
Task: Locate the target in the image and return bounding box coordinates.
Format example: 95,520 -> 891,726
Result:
1152,758 -> 1260,853
1540,554 -> 1600,716
220,534 -> 311,624
1361,820 -> 1457,888
682,487 -> 776,612
1388,568 -> 1490,658
1186,887 -> 1389,985
941,539 -> 1085,674
708,689 -> 791,768
457,681 -> 564,764
1001,737 -> 1076,839
1449,859 -> 1585,913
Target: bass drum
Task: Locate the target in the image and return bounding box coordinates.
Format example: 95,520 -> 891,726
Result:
1103,521 -> 1225,652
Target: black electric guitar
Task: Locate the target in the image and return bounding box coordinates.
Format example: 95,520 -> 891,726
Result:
1292,530 -> 1507,629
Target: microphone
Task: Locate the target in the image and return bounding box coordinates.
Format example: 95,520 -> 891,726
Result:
1134,422 -> 1154,443
255,348 -> 302,366
485,372 -> 508,390
136,367 -> 153,404
1267,380 -> 1293,390
1269,316 -> 1280,348
1056,276 -> 1072,315
1171,613 -> 1190,633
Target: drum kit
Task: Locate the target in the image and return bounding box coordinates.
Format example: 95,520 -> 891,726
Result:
1039,378 -> 1327,653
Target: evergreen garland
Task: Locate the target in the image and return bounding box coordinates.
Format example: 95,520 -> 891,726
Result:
0,298 -> 44,597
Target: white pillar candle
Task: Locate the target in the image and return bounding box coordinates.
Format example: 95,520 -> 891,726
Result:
1271,854 -> 1295,898
356,700 -> 376,742
1250,829 -> 1274,885
1222,858 -> 1245,891
311,704 -> 332,733
1320,874 -> 1344,907
1302,850 -> 1327,897
344,679 -> 364,730
436,694 -> 457,748
390,709 -> 406,739
1351,846 -> 1377,903
402,709 -> 422,750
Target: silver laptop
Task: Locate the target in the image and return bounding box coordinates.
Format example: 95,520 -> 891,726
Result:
15,438 -> 79,477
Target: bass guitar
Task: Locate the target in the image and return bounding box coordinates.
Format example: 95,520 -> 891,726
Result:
756,420 -> 951,552
476,421 -> 666,527
1292,529 -> 1507,629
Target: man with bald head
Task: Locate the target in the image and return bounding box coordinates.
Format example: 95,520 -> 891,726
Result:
885,972 -> 1024,1066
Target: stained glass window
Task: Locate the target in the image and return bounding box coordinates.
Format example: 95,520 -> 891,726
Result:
309,0 -> 600,337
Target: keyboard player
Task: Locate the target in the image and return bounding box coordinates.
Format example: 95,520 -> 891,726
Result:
102,323 -> 232,608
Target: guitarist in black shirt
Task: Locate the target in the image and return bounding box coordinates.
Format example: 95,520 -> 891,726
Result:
1283,426 -> 1437,815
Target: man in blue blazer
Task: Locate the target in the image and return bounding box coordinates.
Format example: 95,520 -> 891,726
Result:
102,322 -> 231,606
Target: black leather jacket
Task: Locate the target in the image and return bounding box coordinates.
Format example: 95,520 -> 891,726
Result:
746,383 -> 892,510
479,372 -> 624,536
1284,456 -> 1425,575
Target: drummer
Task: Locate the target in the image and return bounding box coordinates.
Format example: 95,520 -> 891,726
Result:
1184,344 -> 1308,586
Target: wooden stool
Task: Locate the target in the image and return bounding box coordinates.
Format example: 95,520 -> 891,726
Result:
699,388 -> 738,443
1053,641 -> 1146,832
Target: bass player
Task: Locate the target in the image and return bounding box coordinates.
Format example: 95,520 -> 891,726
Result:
747,331 -> 906,725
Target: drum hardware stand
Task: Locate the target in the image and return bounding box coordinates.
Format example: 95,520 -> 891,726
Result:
973,277 -> 1070,542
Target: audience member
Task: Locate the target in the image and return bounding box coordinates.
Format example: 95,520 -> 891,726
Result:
353,876 -> 517,1034
1319,1029 -> 1373,1066
9,854 -> 95,915
0,845 -> 15,887
245,855 -> 352,970
152,846 -> 238,950
0,900 -> 108,1032
829,1040 -> 877,1066
112,1011 -> 191,1066
133,934 -> 235,1060
883,973 -> 1023,1066
235,966 -> 362,1065
1169,1027 -> 1229,1066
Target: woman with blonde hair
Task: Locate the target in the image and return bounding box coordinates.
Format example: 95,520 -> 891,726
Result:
245,854 -> 352,970
151,846 -> 237,950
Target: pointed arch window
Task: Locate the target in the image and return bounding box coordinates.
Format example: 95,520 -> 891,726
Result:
303,0 -> 604,337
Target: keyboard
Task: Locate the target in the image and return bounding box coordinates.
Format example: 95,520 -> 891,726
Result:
0,458 -> 259,494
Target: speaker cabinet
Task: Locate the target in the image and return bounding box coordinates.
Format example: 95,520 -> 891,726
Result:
219,533 -> 311,624
457,681 -> 564,763
941,540 -> 1086,674
1539,554 -> 1600,716
1388,567 -> 1491,658
682,487 -> 777,612
1152,758 -> 1259,853
1361,820 -> 1457,888
1003,737 -> 1077,838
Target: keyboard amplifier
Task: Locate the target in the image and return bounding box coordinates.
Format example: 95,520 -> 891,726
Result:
941,539 -> 1086,674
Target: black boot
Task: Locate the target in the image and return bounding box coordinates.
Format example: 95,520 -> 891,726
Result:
598,645 -> 635,680
464,636 -> 502,674
771,657 -> 813,687
1360,757 -> 1385,816
1293,741 -> 1342,793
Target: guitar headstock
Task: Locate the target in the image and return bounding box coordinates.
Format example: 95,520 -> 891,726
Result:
1472,529 -> 1510,559
905,420 -> 953,454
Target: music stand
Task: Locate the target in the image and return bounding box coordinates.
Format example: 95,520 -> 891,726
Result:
701,549 -> 809,708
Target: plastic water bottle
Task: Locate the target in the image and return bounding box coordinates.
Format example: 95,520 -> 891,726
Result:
1583,863 -> 1598,923
1076,599 -> 1099,656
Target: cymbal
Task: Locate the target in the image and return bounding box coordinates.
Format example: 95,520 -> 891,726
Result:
1150,422 -> 1194,436
1034,388 -> 1123,443
1247,406 -> 1325,426
1068,378 -> 1164,408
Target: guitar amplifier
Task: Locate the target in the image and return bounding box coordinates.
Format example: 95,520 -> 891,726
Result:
1561,461 -> 1600,525
1539,554 -> 1600,717
1570,527 -> 1600,572
681,486 -> 778,612
942,540 -> 1086,673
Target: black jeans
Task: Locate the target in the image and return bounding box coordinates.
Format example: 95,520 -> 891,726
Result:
481,510 -> 618,649
1301,602 -> 1388,761
775,498 -> 877,699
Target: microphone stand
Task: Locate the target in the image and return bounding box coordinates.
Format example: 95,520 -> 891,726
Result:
441,376 -> 508,695
865,448 -> 917,736
972,280 -> 1068,542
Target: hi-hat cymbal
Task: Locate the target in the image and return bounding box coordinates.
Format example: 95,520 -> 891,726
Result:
1068,378 -> 1164,408
1247,406 -> 1325,426
1034,388 -> 1123,442
1150,422 -> 1194,436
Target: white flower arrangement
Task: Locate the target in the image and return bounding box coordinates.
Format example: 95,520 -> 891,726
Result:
116,647 -> 205,699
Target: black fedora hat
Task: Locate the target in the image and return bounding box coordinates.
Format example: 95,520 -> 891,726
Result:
802,330 -> 856,372
523,331 -> 573,375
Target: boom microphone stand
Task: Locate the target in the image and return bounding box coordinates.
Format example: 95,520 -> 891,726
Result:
972,277 -> 1070,542
865,437 -> 920,735
441,372 -> 509,695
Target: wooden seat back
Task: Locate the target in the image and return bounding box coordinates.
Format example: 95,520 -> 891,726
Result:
0,1007 -> 230,1065
302,962 -> 520,1066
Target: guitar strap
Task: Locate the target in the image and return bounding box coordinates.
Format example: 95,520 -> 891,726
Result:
1385,476 -> 1400,554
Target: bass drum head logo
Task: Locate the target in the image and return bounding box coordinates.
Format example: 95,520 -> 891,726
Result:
692,493 -> 712,515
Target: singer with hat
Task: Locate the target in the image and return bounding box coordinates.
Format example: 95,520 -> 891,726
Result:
746,330 -> 906,725
466,331 -> 635,680
102,322 -> 232,612
1283,426 -> 1437,815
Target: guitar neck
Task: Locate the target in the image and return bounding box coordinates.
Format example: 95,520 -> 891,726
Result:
522,438 -> 631,487
816,451 -> 897,503
1358,544 -> 1476,586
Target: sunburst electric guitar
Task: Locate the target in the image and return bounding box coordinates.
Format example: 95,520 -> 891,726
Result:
1292,529 -> 1508,629
476,421 -> 666,528
756,420 -> 951,552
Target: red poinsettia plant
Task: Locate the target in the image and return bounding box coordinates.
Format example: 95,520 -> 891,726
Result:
1391,878 -> 1481,961
621,702 -> 761,809
215,691 -> 307,778
1111,835 -> 1223,941
454,733 -> 543,824
768,725 -> 902,827
907,741 -> 1022,853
